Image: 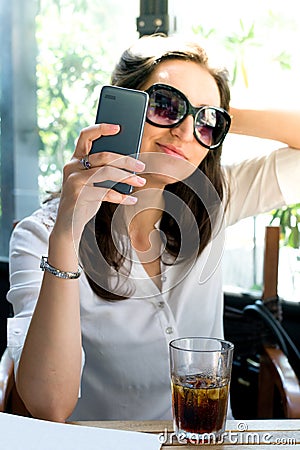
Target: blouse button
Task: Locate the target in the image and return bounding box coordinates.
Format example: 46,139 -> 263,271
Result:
157,301 -> 165,309
165,326 -> 173,334
161,275 -> 167,282
13,329 -> 21,335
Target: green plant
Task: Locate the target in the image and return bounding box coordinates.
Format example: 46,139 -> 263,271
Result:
36,0 -> 111,193
223,20 -> 259,88
35,0 -> 131,195
193,15 -> 299,251
270,204 -> 300,248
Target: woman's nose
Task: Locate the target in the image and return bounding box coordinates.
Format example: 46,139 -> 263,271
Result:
170,115 -> 194,142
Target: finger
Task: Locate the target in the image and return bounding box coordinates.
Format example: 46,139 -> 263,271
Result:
75,182 -> 138,206
103,190 -> 138,205
83,165 -> 147,188
88,152 -> 145,173
75,123 -> 120,156
63,154 -> 146,189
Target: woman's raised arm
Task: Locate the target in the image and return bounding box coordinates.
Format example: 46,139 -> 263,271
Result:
229,107 -> 300,150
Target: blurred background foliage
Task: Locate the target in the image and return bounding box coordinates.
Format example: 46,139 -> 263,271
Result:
36,0 -> 135,193
192,11 -> 300,249
271,205 -> 300,249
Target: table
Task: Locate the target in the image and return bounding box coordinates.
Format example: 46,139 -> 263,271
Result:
74,419 -> 300,448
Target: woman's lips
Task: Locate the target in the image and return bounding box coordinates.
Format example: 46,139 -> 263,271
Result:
158,144 -> 187,160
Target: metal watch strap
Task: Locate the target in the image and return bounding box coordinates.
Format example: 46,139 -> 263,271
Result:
40,256 -> 82,279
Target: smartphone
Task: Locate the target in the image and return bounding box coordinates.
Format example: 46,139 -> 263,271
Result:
90,85 -> 149,194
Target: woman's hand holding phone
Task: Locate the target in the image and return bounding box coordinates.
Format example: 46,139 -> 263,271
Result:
53,122 -> 146,249
52,84 -> 148,249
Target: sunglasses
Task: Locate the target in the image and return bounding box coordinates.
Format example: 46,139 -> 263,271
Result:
145,83 -> 231,150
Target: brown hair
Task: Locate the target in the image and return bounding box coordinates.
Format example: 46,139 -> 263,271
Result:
81,34 -> 231,300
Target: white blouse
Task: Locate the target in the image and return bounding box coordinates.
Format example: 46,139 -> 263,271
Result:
6,147 -> 300,421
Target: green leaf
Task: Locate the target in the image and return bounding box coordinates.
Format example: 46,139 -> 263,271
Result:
269,204 -> 300,248
288,227 -> 300,248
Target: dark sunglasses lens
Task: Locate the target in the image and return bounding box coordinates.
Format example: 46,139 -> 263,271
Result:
195,108 -> 228,147
147,88 -> 186,126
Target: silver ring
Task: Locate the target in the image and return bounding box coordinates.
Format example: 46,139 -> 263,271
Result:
80,155 -> 92,170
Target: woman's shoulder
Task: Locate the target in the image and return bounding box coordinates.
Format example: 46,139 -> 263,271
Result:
13,196 -> 60,237
32,196 -> 60,229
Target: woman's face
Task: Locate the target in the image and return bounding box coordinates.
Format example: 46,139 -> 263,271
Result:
138,59 -> 221,188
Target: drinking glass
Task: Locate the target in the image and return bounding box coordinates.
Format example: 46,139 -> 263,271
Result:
169,337 -> 234,442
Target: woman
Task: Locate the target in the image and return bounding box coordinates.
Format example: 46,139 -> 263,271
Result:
7,34 -> 300,422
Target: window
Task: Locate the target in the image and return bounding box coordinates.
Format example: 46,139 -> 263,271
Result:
36,0 -> 140,195
0,0 -> 140,259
